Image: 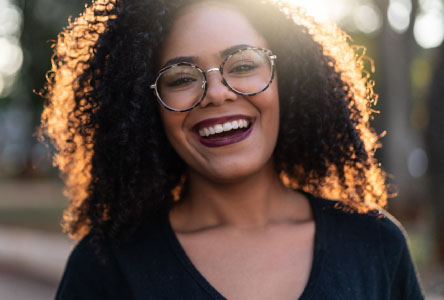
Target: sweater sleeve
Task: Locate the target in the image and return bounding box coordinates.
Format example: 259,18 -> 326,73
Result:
377,214 -> 425,300
55,235 -> 131,300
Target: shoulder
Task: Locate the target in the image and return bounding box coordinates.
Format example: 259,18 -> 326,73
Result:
56,233 -> 130,300
64,214 -> 168,268
312,194 -> 407,245
311,195 -> 424,287
64,233 -> 102,265
62,232 -> 123,272
310,194 -> 413,268
60,233 -> 105,279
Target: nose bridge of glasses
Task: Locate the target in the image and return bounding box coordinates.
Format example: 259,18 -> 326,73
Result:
205,66 -> 227,87
206,67 -> 223,83
206,67 -> 220,73
201,66 -> 235,106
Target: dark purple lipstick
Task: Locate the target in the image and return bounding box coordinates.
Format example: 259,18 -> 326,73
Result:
192,114 -> 255,148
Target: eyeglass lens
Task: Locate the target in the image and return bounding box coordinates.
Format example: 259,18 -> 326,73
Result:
157,49 -> 273,111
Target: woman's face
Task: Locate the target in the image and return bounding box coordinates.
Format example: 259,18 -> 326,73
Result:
158,1 -> 280,183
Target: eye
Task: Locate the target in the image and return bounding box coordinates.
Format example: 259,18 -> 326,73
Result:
228,61 -> 258,74
166,75 -> 197,87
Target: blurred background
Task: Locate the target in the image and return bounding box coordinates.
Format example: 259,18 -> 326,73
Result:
0,0 -> 443,298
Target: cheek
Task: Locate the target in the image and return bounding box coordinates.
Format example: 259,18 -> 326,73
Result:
160,111 -> 188,150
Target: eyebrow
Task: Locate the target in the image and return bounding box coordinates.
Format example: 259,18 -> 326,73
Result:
219,44 -> 253,58
161,44 -> 254,69
162,56 -> 197,69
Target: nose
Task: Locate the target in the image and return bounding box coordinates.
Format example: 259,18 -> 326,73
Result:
199,68 -> 238,108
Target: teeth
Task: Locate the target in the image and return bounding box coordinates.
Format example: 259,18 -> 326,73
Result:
198,119 -> 251,137
223,122 -> 232,131
238,119 -> 249,128
214,124 -> 223,133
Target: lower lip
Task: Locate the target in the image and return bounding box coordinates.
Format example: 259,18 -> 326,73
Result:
196,123 -> 254,148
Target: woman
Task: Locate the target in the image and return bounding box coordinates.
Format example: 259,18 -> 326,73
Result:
40,0 -> 425,299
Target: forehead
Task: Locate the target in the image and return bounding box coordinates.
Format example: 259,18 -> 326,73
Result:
160,2 -> 268,65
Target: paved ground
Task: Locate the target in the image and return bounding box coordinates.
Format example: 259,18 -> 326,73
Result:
0,226 -> 74,282
0,272 -> 57,300
0,179 -> 67,209
0,226 -> 73,300
0,180 -> 70,299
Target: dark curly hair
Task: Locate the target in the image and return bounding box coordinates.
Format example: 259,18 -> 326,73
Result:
39,0 -> 388,245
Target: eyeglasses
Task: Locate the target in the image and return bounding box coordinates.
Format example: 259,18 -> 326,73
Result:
150,47 -> 277,112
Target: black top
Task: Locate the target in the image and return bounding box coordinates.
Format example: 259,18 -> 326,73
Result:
56,193 -> 425,299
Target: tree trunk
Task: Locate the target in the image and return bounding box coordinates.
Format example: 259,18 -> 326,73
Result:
426,43 -> 444,264
375,0 -> 423,214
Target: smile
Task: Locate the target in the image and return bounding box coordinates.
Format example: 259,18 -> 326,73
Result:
198,119 -> 250,137
192,115 -> 255,147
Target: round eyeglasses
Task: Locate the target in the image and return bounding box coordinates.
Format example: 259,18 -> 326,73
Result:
150,47 -> 277,112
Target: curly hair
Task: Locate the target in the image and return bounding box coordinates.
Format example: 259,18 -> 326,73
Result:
39,0 -> 388,244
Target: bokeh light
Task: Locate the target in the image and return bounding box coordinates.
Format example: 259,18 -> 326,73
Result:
0,0 -> 23,98
408,148 -> 428,178
353,3 -> 383,34
414,11 -> 444,48
414,0 -> 444,48
0,37 -> 23,76
289,0 -> 383,35
410,57 -> 432,90
289,0 -> 353,23
0,2 -> 22,37
388,0 -> 412,33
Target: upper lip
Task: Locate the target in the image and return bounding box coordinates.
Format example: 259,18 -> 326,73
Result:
192,114 -> 255,132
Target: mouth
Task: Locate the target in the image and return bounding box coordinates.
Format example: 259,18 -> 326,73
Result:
192,114 -> 255,147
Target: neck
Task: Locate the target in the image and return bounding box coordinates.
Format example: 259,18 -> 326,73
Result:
173,161 -> 300,231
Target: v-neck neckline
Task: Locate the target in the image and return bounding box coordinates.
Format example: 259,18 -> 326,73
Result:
163,192 -> 326,300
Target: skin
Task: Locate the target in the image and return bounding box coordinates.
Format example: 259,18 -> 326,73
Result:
159,2 -> 315,299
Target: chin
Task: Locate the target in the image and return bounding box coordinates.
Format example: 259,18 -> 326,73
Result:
199,157 -> 274,184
